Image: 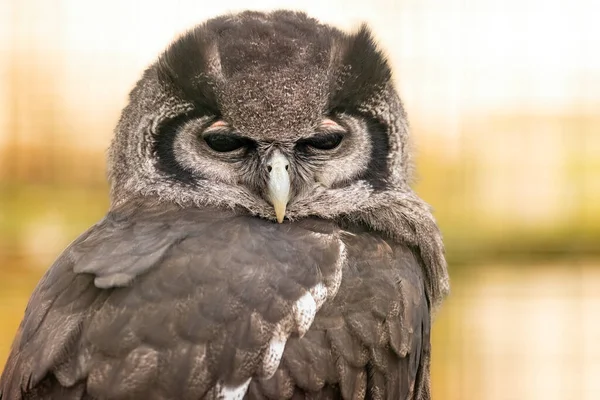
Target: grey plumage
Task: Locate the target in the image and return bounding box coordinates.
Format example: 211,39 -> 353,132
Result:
1,10 -> 448,400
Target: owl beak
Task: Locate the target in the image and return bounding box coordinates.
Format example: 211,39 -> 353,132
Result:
267,151 -> 290,223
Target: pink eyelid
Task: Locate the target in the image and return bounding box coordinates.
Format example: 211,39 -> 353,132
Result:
207,119 -> 340,130
320,118 -> 340,128
207,120 -> 228,129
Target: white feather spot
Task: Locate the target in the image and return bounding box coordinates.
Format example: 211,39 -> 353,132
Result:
309,282 -> 328,309
307,231 -> 334,240
293,291 -> 317,337
325,240 -> 346,300
261,327 -> 287,378
215,378 -> 251,400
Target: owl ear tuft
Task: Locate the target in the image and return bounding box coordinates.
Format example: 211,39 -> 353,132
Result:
156,28 -> 220,115
328,25 -> 392,113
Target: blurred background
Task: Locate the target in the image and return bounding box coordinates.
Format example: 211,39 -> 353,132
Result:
0,0 -> 598,398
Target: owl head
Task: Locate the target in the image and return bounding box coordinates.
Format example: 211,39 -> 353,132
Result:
108,10 -> 448,308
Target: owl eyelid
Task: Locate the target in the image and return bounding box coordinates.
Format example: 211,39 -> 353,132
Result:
319,118 -> 344,130
202,132 -> 254,153
205,119 -> 229,131
297,132 -> 345,151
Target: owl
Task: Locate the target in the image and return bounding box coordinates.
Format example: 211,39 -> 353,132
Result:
0,10 -> 448,400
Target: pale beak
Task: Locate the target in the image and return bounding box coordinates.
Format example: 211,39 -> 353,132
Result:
267,151 -> 290,223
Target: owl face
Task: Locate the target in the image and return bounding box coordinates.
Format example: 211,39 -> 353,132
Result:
110,10 -> 403,222
170,110 -> 377,222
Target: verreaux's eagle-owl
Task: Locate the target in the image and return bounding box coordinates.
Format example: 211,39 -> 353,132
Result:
0,10 -> 449,400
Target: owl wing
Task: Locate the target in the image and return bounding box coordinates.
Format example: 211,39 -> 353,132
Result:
0,203 -> 346,400
0,203 -> 431,400
249,229 -> 431,400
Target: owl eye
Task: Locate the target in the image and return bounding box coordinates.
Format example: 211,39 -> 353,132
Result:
299,133 -> 344,150
203,133 -> 250,152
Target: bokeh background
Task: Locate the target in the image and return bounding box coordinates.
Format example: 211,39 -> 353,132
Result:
1,0 -> 598,399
